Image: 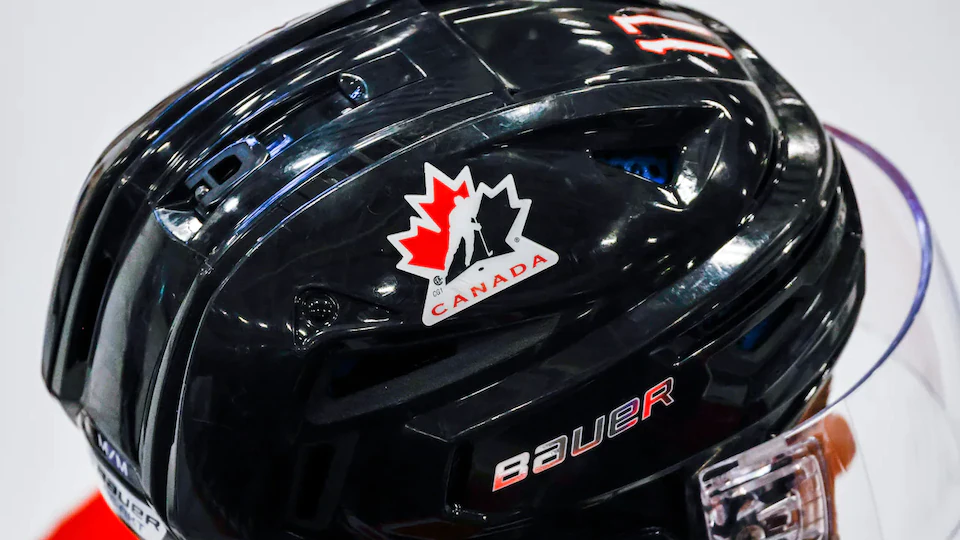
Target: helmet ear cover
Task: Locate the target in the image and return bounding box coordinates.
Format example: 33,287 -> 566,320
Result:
44,1 -> 863,539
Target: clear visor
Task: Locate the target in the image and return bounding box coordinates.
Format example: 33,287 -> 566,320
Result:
699,127 -> 960,540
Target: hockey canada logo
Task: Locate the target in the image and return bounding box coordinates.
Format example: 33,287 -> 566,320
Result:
388,163 -> 559,326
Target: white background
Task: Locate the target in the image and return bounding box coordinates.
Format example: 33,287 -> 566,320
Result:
1,1 -> 958,538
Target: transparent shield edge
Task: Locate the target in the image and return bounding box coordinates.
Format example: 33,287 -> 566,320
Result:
699,126 -> 960,540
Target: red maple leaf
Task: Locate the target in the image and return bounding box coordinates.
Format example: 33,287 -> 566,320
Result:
399,177 -> 469,271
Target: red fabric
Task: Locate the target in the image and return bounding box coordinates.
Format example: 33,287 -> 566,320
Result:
44,492 -> 135,540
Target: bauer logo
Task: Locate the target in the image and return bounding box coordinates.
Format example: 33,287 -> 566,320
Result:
492,377 -> 676,492
388,164 -> 559,325
93,458 -> 168,540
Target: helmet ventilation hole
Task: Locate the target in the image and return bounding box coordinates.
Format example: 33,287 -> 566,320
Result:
594,151 -> 674,185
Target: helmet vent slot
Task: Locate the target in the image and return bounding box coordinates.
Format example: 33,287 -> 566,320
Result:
48,182 -> 143,403
327,341 -> 457,399
286,436 -> 356,531
593,150 -> 674,185
52,250 -> 114,401
736,298 -> 798,352
207,154 -> 243,185
291,443 -> 334,520
498,108 -> 728,204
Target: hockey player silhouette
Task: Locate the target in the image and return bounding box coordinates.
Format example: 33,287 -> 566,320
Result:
444,194 -> 489,283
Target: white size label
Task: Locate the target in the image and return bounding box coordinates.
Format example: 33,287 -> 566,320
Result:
93,457 -> 168,540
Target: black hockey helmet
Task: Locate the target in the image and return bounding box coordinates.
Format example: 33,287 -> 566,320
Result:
43,1 -> 864,538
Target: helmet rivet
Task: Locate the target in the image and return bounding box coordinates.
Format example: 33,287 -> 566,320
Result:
301,292 -> 339,327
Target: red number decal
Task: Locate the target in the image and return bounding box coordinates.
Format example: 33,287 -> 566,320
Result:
610,13 -> 732,59
637,38 -> 732,59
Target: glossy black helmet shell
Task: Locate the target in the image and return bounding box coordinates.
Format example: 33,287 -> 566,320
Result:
43,0 -> 864,538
